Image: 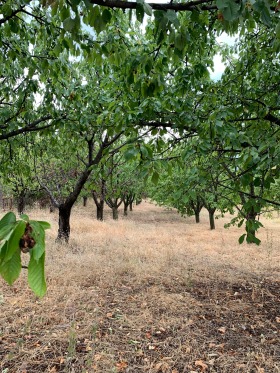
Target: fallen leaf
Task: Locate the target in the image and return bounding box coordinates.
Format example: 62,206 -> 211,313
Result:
195,360 -> 208,372
116,361 -> 128,371
276,316 -> 280,323
218,327 -> 226,334
154,362 -> 170,372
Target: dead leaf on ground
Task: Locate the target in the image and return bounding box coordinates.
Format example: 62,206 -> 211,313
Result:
154,361 -> 170,372
218,326 -> 226,334
116,361 -> 128,371
195,360 -> 208,372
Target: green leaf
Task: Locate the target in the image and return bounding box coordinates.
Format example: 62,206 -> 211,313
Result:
175,32 -> 186,51
276,21 -> 280,39
102,9 -> 112,23
246,233 -> 261,245
166,10 -> 178,25
29,221 -> 46,261
0,212 -> 16,231
151,171 -> 159,185
216,0 -> 240,21
136,3 -> 145,23
32,220 -> 51,230
237,219 -> 244,228
5,221 -> 26,262
0,223 -> 16,242
252,0 -> 272,27
123,146 -> 139,161
20,214 -> 29,222
143,2 -> 153,16
88,6 -> 100,27
63,17 -> 76,32
238,233 -> 246,244
0,249 -> 21,285
28,252 -> 47,298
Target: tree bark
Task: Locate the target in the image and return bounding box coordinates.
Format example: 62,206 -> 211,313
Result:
112,206 -> 118,220
208,209 -> 216,230
195,210 -> 200,223
83,196 -> 88,207
57,205 -> 72,243
124,203 -> 128,216
129,202 -> 133,211
17,191 -> 26,215
96,200 -> 104,220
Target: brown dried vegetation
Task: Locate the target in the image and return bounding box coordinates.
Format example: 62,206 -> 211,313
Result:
1,201 -> 279,372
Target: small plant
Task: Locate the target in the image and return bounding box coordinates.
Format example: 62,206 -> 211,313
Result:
0,212 -> 50,297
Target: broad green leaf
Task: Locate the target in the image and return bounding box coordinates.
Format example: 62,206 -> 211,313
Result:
276,21 -> 280,39
20,214 -> 29,222
252,0 -> 272,27
166,10 -> 178,25
28,252 -> 47,298
151,171 -> 159,185
63,17 -> 76,32
0,249 -> 21,285
5,221 -> 26,262
136,4 -> 145,23
0,223 -> 16,242
29,221 -> 46,261
123,147 -> 139,161
216,0 -> 240,21
143,2 -> 153,16
237,219 -> 244,228
0,212 -> 16,231
102,9 -> 112,23
88,6 -> 100,27
238,233 -> 246,244
31,220 -> 51,230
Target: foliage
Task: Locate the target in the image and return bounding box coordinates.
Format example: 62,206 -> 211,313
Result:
0,212 -> 50,297
1,0 -> 280,293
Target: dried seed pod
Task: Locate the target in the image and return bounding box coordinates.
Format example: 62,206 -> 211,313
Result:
20,223 -> 36,253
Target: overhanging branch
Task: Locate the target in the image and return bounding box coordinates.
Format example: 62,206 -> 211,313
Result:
89,0 -> 216,11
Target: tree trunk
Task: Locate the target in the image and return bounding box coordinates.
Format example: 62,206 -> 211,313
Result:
124,203 -> 129,216
96,200 -> 104,221
195,210 -> 200,223
57,205 -> 72,243
112,207 -> 118,220
129,202 -> 133,211
208,209 -> 216,230
83,196 -> 88,207
17,192 -> 26,215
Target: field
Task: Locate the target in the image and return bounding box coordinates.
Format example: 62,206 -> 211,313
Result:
0,200 -> 279,373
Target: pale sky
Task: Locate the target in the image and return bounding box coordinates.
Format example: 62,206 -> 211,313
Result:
210,33 -> 236,80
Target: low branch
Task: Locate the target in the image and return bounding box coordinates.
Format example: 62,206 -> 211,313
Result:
0,115 -> 64,141
89,0 -> 216,11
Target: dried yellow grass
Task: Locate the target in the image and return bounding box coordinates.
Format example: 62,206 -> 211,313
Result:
1,200 -> 279,373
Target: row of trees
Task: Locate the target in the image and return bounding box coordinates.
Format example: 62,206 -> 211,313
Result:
1,0 -> 280,295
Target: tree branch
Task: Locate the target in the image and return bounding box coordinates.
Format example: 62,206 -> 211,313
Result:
0,115 -> 66,141
89,0 -> 216,11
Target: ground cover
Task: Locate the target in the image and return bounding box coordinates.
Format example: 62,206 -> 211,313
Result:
1,201 -> 279,372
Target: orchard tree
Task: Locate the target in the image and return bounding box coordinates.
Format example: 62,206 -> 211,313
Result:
1,0 -> 280,292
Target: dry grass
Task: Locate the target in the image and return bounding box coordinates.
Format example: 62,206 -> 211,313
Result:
0,200 -> 279,373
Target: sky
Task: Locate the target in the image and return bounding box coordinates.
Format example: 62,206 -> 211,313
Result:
210,33 -> 236,80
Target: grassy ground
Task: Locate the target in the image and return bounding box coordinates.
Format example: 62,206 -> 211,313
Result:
0,200 -> 279,373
